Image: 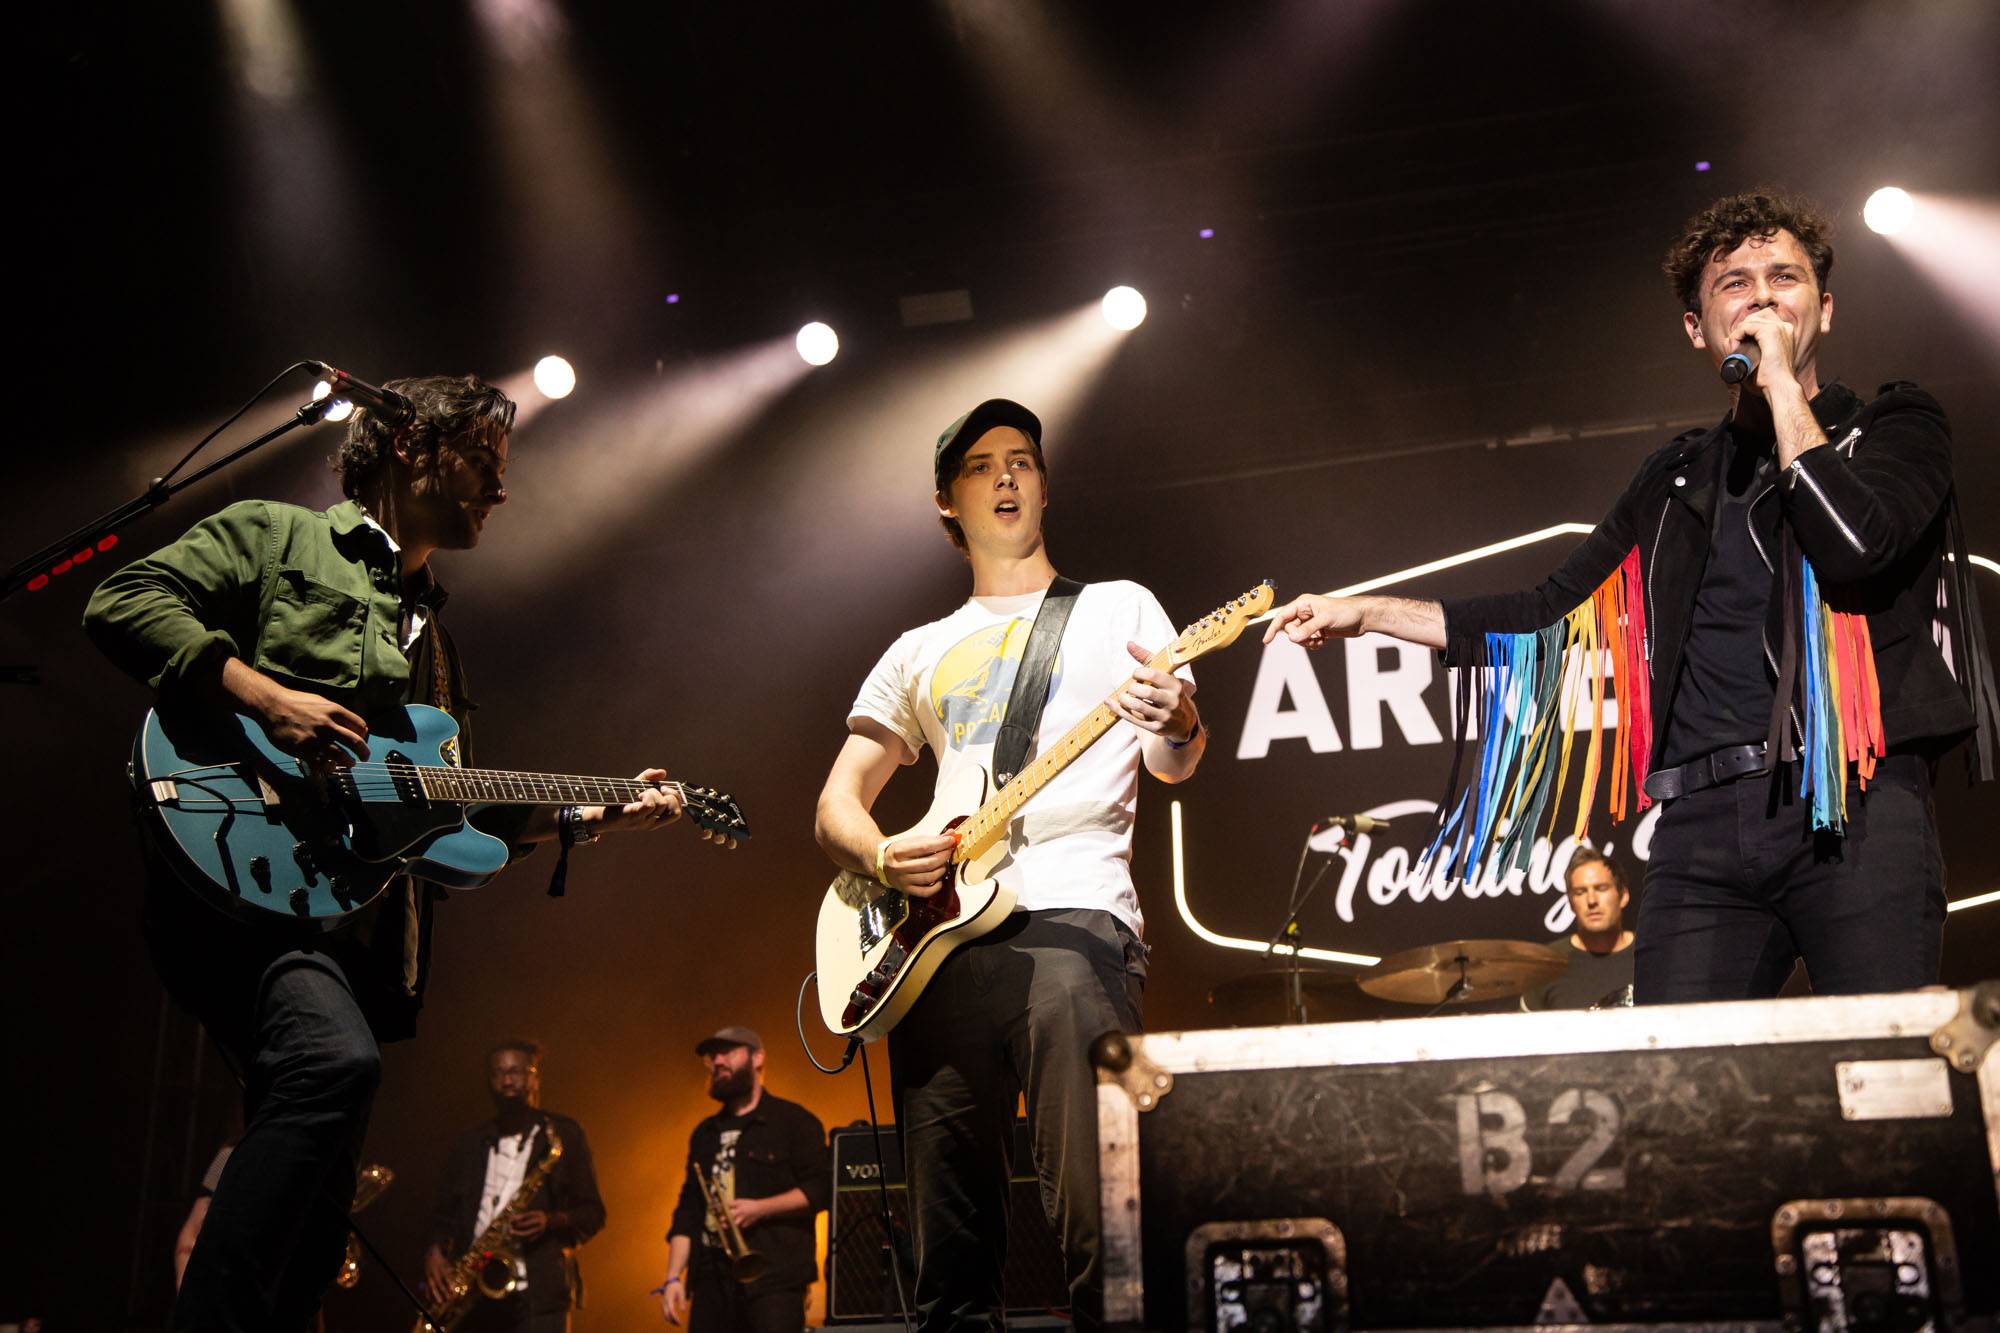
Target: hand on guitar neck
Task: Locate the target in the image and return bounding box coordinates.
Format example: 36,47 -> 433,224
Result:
1104,639 -> 1202,779
216,658 -> 684,836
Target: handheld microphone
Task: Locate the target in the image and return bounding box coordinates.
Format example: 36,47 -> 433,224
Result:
310,361 -> 414,425
1719,341 -> 1760,385
1320,813 -> 1392,834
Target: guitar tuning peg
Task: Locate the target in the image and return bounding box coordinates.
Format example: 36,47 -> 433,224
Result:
726,837 -> 739,850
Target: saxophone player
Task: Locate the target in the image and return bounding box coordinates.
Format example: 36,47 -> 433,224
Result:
425,1040 -> 605,1333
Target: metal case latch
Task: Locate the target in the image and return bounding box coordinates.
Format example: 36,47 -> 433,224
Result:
1092,1031 -> 1174,1111
1928,980 -> 2000,1073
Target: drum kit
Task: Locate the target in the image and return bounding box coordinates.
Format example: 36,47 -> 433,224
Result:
1210,813 -> 1591,1025
1209,938 -> 1570,1025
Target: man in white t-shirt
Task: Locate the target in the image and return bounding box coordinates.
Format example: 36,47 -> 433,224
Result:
814,399 -> 1205,1329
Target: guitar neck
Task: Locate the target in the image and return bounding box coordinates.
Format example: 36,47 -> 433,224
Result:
955,648 -> 1170,862
414,767 -> 681,807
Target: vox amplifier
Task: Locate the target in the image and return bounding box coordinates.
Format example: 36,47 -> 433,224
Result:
827,1119 -> 1068,1323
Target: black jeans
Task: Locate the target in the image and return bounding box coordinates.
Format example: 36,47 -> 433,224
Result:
153,879 -> 382,1333
1634,753 -> 1946,1003
888,907 -> 1148,1332
687,1257 -> 806,1333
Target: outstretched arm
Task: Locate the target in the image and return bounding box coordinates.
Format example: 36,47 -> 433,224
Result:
1262,594 -> 1446,652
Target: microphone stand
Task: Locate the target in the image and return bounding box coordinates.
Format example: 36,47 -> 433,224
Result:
1,391 -> 337,677
1261,826 -> 1342,1024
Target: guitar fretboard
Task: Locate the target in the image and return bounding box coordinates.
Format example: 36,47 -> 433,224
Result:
954,649 -> 1171,862
409,767 -> 681,807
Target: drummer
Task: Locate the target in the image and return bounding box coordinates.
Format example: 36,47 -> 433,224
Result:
1524,849 -> 1638,1011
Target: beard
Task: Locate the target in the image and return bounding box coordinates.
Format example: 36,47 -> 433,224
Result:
707,1064 -> 754,1103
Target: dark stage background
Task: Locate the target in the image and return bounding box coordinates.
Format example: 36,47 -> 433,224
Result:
12,3 -> 1998,1329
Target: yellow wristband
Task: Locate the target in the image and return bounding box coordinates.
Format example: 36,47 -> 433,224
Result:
874,838 -> 893,887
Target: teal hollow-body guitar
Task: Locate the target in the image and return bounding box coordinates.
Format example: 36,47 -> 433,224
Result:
132,702 -> 749,924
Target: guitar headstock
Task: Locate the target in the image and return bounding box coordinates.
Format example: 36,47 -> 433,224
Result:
1166,581 -> 1276,667
682,785 -> 751,848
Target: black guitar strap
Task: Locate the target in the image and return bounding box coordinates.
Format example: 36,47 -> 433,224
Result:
992,576 -> 1084,787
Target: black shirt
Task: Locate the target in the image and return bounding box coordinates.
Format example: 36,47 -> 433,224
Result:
430,1111 -> 606,1314
1525,936 -> 1637,1011
667,1090 -> 830,1288
1659,419 -> 1783,767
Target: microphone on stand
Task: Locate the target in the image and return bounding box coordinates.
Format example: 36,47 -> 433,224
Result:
1321,813 -> 1392,834
1719,340 -> 1760,385
309,361 -> 414,425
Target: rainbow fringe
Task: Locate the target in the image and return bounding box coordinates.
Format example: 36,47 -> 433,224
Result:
1422,548 -> 1652,885
1422,545 -> 1890,881
1798,556 -> 1884,832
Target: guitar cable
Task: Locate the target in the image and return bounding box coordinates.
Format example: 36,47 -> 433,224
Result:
794,971 -> 914,1331
794,970 -> 860,1075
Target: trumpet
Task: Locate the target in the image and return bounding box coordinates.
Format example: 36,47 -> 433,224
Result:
691,1162 -> 767,1284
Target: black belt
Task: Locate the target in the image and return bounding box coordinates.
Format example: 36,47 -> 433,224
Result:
1642,743 -> 1770,802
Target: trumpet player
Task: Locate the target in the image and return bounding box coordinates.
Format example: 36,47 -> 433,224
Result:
426,1040 -> 605,1333
661,1027 -> 828,1332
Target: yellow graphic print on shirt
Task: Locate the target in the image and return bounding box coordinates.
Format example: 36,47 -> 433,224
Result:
930,619 -> 1064,752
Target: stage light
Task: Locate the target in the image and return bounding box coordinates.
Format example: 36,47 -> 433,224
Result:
1198,227 -> 1215,239
312,380 -> 356,423
1101,286 -> 1147,331
796,322 -> 840,367
1864,187 -> 1914,236
533,355 -> 577,400
1695,160 -> 1711,173
664,293 -> 681,305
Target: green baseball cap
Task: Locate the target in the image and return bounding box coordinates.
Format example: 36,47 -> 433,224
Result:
933,398 -> 1043,490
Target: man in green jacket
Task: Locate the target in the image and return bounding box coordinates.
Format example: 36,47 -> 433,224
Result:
85,374 -> 681,1333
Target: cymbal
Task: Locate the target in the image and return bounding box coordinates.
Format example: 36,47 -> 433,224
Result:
1208,969 -> 1400,1025
1359,938 -> 1566,1005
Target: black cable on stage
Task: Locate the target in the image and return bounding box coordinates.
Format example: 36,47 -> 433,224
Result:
858,1042 -> 915,1333
343,1211 -> 444,1332
794,970 -> 912,1327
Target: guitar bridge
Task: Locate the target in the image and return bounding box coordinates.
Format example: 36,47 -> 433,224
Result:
148,780 -> 179,805
859,891 -> 907,953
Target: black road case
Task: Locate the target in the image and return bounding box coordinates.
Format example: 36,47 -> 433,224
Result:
1094,985 -> 2000,1331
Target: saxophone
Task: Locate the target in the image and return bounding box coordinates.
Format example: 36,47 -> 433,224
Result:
415,1121 -> 564,1333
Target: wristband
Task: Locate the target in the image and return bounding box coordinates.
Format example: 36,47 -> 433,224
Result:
1166,718 -> 1202,750
874,838 -> 893,886
560,806 -> 599,847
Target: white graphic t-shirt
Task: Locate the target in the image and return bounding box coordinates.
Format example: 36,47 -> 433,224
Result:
849,580 -> 1187,937
701,1127 -> 741,1250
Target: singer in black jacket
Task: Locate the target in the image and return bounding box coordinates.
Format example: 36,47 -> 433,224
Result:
426,1041 -> 606,1333
1265,190 -> 1996,1005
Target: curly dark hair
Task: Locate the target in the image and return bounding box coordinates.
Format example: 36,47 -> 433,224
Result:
1663,190 -> 1835,314
1564,846 -> 1628,894
334,374 -> 516,501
